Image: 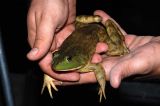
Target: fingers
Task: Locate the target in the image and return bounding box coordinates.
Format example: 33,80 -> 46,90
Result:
27,10 -> 36,48
39,52 -> 80,81
27,12 -> 57,61
127,35 -> 153,50
54,72 -> 97,86
91,54 -> 102,63
27,0 -> 69,61
91,42 -> 108,63
94,10 -> 111,25
109,58 -> 131,88
51,24 -> 75,50
95,42 -> 108,53
109,52 -> 152,88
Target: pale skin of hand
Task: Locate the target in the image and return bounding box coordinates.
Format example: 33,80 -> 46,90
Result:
27,0 -> 81,81
52,10 -> 160,88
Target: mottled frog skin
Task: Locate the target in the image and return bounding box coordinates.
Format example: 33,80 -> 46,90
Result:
41,15 -> 129,102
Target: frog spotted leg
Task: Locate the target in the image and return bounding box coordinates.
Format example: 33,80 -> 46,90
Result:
80,62 -> 106,102
76,15 -> 102,24
41,74 -> 61,98
104,19 -> 129,56
75,15 -> 102,30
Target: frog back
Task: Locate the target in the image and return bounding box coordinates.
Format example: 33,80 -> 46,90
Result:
59,23 -> 104,62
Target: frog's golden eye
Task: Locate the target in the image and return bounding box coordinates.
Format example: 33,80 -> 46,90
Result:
66,56 -> 72,62
53,51 -> 60,58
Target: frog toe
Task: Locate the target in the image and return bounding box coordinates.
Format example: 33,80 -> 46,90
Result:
41,74 -> 59,98
98,87 -> 106,102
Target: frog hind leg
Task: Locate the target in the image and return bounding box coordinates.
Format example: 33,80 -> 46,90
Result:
76,15 -> 102,24
104,19 -> 129,56
75,15 -> 102,29
80,63 -> 106,102
41,74 -> 60,98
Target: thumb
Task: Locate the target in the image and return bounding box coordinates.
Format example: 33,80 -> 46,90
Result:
109,59 -> 132,88
109,54 -> 150,88
27,16 -> 57,61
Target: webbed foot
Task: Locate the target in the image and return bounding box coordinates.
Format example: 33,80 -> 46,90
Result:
41,74 -> 61,98
98,87 -> 106,102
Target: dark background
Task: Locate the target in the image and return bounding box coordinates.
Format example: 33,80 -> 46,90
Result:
1,0 -> 160,106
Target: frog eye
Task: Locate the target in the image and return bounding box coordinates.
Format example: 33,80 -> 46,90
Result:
66,56 -> 72,62
53,51 -> 60,58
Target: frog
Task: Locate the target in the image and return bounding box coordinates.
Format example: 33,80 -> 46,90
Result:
41,15 -> 129,102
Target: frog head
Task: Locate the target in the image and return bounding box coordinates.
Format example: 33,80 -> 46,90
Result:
52,51 -> 86,71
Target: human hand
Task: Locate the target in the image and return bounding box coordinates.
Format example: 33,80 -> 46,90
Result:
53,10 -> 160,88
27,0 -> 80,81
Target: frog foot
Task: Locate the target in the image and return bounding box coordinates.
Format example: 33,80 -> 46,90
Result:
41,74 -> 61,98
98,87 -> 106,102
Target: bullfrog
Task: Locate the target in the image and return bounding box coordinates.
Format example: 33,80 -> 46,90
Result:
41,15 -> 129,102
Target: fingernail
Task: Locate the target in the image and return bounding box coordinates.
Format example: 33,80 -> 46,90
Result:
28,48 -> 39,57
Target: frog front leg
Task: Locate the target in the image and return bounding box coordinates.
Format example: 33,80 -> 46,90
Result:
80,63 -> 106,102
41,74 -> 61,98
93,64 -> 106,102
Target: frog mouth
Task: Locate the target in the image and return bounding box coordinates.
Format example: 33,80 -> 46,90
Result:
54,65 -> 83,71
